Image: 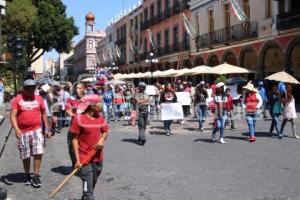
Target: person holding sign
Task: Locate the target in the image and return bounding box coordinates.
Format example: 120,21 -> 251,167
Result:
160,82 -> 177,136
70,94 -> 109,200
211,82 -> 228,144
135,82 -> 150,145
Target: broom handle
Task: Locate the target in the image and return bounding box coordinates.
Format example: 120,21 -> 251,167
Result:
48,165 -> 81,199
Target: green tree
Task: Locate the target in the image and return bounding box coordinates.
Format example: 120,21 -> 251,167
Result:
4,0 -> 78,68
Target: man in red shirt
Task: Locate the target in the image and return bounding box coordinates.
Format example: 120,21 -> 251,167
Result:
70,94 -> 109,200
10,79 -> 51,188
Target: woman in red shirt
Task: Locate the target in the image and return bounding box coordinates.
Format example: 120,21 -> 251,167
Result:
113,85 -> 125,121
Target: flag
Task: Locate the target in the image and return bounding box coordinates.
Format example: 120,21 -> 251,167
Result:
102,51 -> 107,63
146,29 -> 158,50
181,13 -> 196,39
128,38 -> 134,52
108,48 -> 114,61
230,0 -> 248,22
115,45 -> 122,59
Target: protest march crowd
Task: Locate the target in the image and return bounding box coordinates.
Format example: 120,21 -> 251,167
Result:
8,74 -> 299,199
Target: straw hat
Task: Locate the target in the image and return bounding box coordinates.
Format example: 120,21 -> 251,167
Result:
243,81 -> 258,93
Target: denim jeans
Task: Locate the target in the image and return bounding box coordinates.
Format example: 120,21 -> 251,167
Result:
114,104 -> 122,120
164,120 -> 172,131
270,113 -> 281,135
138,112 -> 148,141
246,113 -> 258,137
197,105 -> 207,129
212,115 -> 227,138
103,103 -> 112,122
80,162 -> 103,200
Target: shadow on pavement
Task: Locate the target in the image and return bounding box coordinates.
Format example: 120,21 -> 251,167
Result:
148,131 -> 167,136
193,138 -> 213,143
51,166 -> 73,176
225,136 -> 248,141
241,132 -> 273,138
121,138 -> 140,145
149,126 -> 164,130
0,173 -> 24,185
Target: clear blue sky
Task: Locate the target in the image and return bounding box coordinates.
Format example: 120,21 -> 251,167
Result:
45,0 -> 140,60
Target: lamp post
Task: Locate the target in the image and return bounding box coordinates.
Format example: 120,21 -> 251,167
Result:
145,52 -> 158,85
109,62 -> 119,74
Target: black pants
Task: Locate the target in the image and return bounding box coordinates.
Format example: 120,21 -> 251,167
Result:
67,132 -> 76,168
138,112 -> 148,141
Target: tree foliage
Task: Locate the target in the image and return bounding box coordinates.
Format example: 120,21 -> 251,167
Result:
4,0 -> 78,68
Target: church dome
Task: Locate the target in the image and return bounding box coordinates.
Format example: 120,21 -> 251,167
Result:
85,11 -> 95,21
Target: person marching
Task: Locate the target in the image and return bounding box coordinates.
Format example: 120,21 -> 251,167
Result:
211,82 -> 228,144
70,94 -> 109,200
160,82 -> 177,136
258,81 -> 268,118
280,84 -> 299,139
135,82 -> 150,145
65,83 -> 86,168
194,81 -> 208,132
242,82 -> 263,142
225,88 -> 235,129
269,85 -> 283,138
10,79 -> 51,188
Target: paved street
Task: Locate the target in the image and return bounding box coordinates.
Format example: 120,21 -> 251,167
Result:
1,111 -> 300,200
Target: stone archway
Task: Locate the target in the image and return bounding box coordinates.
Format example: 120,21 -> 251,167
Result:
194,56 -> 205,66
207,54 -> 220,67
286,37 -> 300,79
222,50 -> 237,65
240,46 -> 259,80
260,41 -> 284,76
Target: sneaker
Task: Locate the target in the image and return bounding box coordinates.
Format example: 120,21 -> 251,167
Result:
200,127 -> 204,132
219,138 -> 226,144
166,130 -> 170,136
180,120 -> 184,125
211,134 -> 216,143
31,174 -> 42,188
293,135 -> 300,139
23,174 -> 31,186
249,136 -> 256,142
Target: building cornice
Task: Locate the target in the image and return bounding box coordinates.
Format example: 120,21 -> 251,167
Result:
190,0 -> 215,11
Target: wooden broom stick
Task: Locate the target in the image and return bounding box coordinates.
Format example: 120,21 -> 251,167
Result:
48,148 -> 97,199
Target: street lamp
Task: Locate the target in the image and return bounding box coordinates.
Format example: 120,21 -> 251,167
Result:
109,62 -> 119,73
145,52 -> 159,84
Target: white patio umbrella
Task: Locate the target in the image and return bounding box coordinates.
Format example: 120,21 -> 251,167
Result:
208,63 -> 250,75
114,73 -> 126,80
265,71 -> 299,84
152,70 -> 163,77
81,76 -> 96,82
174,68 -> 191,77
191,65 -> 212,75
154,69 -> 178,77
140,71 -> 152,78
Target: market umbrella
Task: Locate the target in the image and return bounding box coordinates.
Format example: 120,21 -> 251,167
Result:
114,73 -> 126,80
189,65 -> 212,75
140,71 -> 152,78
265,71 -> 299,84
106,79 -> 126,85
81,77 -> 96,82
226,77 -> 247,85
152,70 -> 163,77
153,69 -> 178,78
174,68 -> 191,77
208,63 -> 251,75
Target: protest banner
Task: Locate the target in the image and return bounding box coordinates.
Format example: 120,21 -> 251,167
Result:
161,103 -> 184,120
145,85 -> 157,96
175,92 -> 191,105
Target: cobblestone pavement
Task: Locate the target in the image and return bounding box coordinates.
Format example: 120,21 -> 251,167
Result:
0,111 -> 300,200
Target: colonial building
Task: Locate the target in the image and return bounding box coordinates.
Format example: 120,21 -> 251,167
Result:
66,12 -> 105,80
189,0 -> 300,81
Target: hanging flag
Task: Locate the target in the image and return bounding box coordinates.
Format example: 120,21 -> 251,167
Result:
108,48 -> 114,61
146,29 -> 158,50
230,0 -> 248,22
115,45 -> 122,59
102,50 -> 107,63
181,13 -> 197,39
128,38 -> 134,52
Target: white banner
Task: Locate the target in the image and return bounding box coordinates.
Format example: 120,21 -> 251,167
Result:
161,103 -> 184,121
145,85 -> 157,96
175,92 -> 191,106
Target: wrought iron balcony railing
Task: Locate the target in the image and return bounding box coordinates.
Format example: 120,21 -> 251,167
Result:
195,21 -> 258,49
277,9 -> 300,30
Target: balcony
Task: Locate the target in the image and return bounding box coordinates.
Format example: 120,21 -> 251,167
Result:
277,9 -> 300,30
195,22 -> 258,49
115,38 -> 127,45
140,0 -> 190,30
139,41 -> 190,60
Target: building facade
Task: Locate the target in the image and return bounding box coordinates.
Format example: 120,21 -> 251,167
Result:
189,0 -> 300,81
66,12 -> 105,79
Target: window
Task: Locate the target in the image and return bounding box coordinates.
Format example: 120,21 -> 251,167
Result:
144,38 -> 147,52
194,14 -> 199,35
144,8 -> 148,22
164,29 -> 169,50
183,31 -> 189,49
88,24 -> 93,32
88,40 -> 93,49
208,9 -> 214,33
173,26 -> 179,50
135,16 -> 138,30
165,0 -> 170,16
173,0 -> 180,13
243,0 -> 250,20
157,32 -> 161,48
224,3 -> 231,40
157,0 -> 162,17
265,0 -> 272,18
150,4 -> 154,20
109,34 -> 112,42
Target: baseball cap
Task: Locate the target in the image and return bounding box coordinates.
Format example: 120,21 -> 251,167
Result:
23,79 -> 37,87
216,82 -> 225,88
200,81 -> 205,85
77,94 -> 101,114
138,82 -> 146,87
